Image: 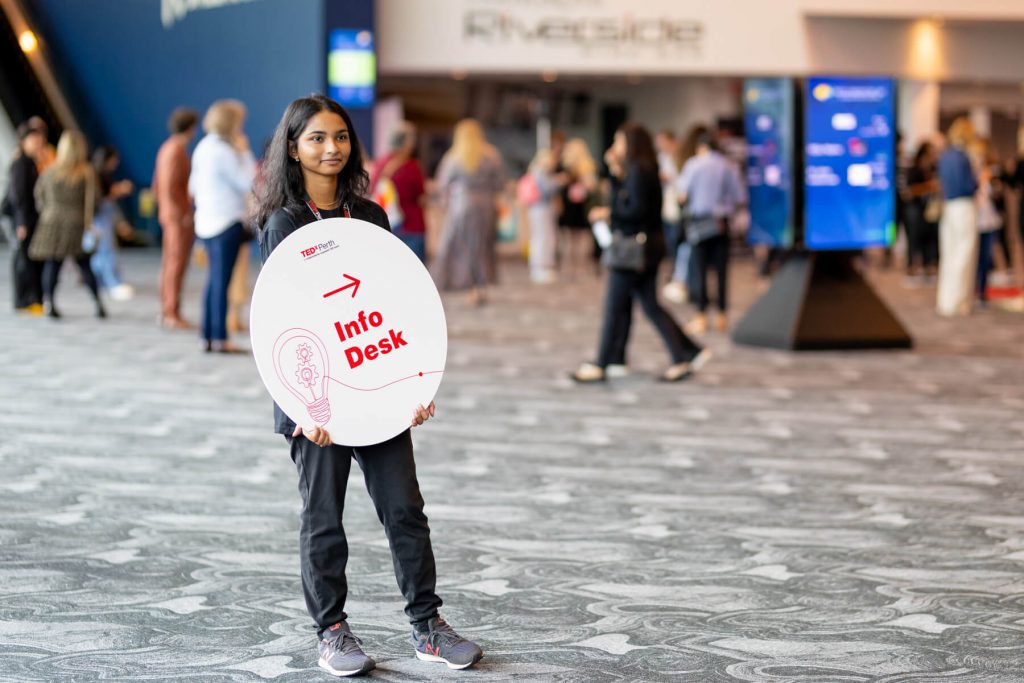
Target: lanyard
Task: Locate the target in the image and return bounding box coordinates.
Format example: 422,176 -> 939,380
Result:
306,198 -> 351,221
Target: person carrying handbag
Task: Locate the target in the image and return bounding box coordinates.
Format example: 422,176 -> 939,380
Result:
571,123 -> 707,383
370,121 -> 427,263
672,129 -> 745,334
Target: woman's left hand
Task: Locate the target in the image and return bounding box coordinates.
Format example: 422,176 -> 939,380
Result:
412,401 -> 436,427
589,206 -> 610,224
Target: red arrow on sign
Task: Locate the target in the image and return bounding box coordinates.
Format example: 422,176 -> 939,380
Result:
323,274 -> 361,299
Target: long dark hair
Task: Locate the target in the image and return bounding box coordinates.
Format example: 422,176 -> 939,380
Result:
253,94 -> 369,230
914,141 -> 934,169
618,122 -> 658,170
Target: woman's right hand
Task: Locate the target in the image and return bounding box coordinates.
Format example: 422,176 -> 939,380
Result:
293,424 -> 332,447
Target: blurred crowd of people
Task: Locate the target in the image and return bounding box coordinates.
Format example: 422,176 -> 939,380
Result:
0,103 -> 752,380
7,98 -> 1023,367
3,117 -> 137,319
900,116 -> 1024,317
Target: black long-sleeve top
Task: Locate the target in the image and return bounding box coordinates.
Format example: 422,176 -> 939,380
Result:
610,163 -> 662,237
258,196 -> 391,436
7,153 -> 39,233
609,162 -> 665,263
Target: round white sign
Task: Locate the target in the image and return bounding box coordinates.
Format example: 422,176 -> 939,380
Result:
250,217 -> 447,446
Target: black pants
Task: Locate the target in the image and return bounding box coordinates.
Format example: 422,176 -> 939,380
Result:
287,429 -> 441,637
904,205 -> 939,270
42,256 -> 101,308
596,266 -> 701,367
691,234 -> 729,313
12,237 -> 42,308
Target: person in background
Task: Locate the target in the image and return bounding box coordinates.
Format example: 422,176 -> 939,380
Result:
902,141 -> 941,285
655,129 -> 681,250
524,148 -> 559,284
972,139 -> 1003,306
936,117 -> 978,317
226,229 -> 252,334
674,128 -> 745,334
6,120 -> 46,314
571,123 -> 707,384
29,130 -> 106,319
154,107 -> 199,329
189,99 -> 255,352
89,145 -> 135,301
557,138 -> 599,280
370,121 -> 427,262
1011,127 -> 1024,262
432,118 -> 505,306
662,124 -> 707,304
27,116 -> 56,172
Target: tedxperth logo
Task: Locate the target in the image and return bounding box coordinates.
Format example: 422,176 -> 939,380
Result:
300,240 -> 339,261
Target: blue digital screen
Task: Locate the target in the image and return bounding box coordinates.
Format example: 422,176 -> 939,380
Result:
328,29 -> 376,109
804,76 -> 896,250
744,78 -> 794,247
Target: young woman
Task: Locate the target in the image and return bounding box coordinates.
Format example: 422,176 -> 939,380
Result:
571,123 -> 708,383
254,94 -> 483,678
29,130 -> 106,319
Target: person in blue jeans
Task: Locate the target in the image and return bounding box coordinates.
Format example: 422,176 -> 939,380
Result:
188,100 -> 255,352
89,145 -> 135,301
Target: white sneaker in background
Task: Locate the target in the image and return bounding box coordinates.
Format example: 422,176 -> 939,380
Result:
661,281 -> 687,304
109,284 -> 134,301
606,364 -> 630,378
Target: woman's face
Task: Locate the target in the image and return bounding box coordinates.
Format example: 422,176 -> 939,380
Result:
293,111 -> 350,179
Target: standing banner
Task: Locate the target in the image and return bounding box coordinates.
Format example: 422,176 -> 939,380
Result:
744,78 -> 795,248
804,76 -> 896,250
251,218 -> 447,446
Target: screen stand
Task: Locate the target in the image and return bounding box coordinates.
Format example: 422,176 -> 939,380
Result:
731,251 -> 912,350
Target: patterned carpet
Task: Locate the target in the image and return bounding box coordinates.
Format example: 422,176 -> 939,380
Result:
2,246 -> 1024,682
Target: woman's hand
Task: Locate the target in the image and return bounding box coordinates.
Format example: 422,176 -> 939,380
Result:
589,206 -> 610,224
112,179 -> 134,199
293,424 -> 332,447
412,402 -> 436,427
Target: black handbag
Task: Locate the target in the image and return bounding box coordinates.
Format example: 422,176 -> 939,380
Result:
602,231 -> 648,272
685,214 -> 723,245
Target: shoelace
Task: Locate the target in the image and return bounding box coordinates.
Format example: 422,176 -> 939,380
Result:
429,620 -> 464,648
327,631 -> 364,656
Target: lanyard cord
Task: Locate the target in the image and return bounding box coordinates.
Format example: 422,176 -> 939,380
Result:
306,198 -> 351,221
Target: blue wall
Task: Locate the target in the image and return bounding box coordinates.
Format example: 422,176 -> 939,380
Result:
26,0 -> 337,185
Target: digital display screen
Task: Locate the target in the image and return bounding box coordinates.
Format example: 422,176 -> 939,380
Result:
744,78 -> 794,247
328,29 -> 376,109
804,76 -> 896,250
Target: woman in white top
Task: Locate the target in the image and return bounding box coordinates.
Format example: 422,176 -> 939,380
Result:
189,99 -> 255,352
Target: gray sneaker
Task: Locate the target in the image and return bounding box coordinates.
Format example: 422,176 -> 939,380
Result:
411,616 -> 483,670
318,621 -> 375,677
